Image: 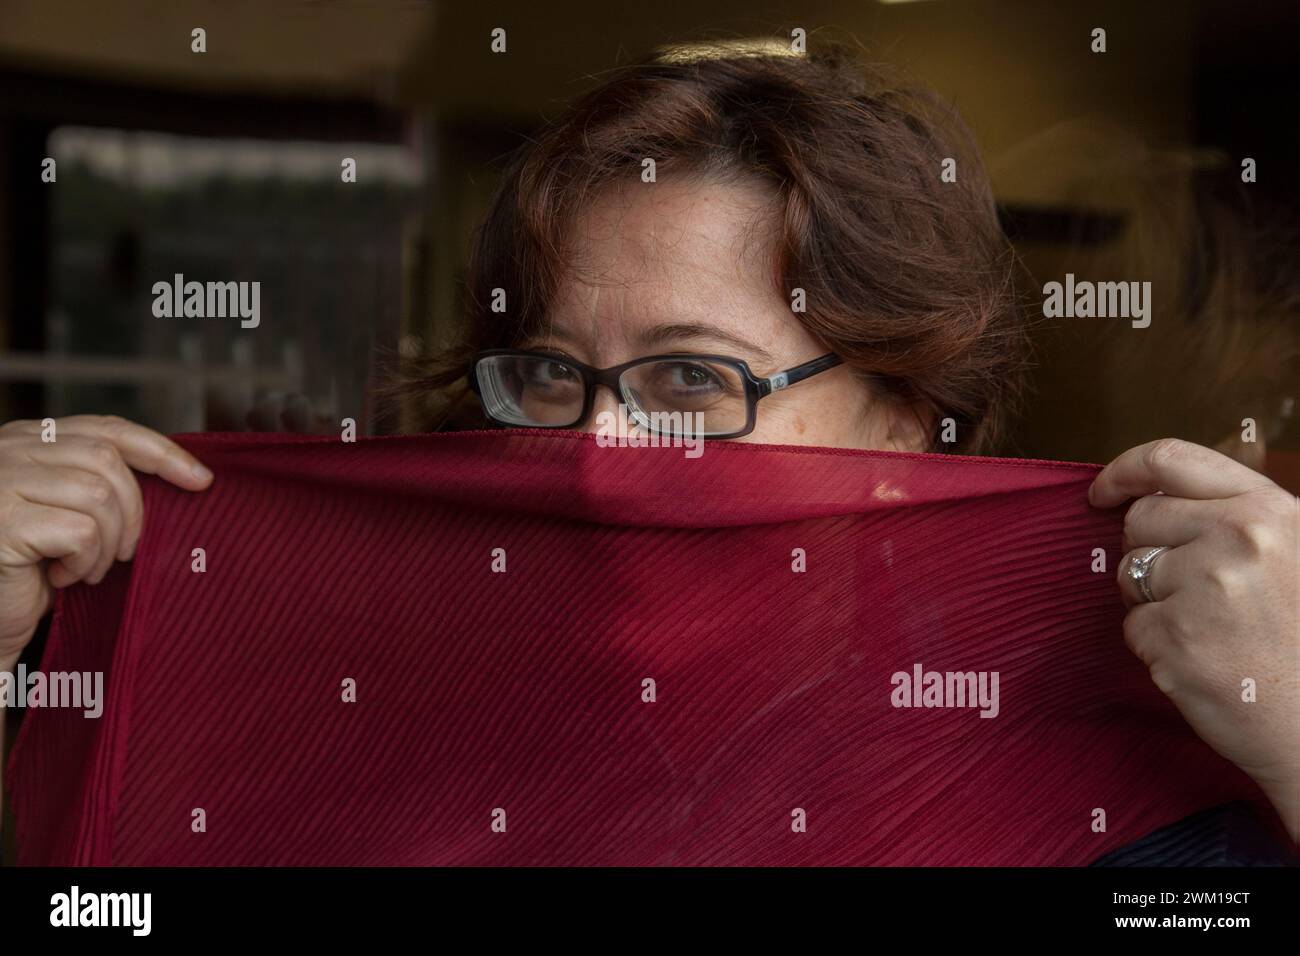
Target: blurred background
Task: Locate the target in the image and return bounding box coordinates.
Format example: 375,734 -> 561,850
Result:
1,0 -> 1299,865
0,0 -> 1296,460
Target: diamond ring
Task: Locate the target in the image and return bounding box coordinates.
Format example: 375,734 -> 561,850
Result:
1128,546 -> 1169,603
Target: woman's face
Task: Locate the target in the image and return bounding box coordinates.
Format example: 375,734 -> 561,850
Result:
521,176 -> 929,451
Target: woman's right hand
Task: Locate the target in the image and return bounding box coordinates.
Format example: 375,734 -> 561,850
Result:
0,415 -> 213,665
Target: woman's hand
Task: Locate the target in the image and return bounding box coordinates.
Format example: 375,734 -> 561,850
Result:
1090,438 -> 1299,841
0,415 -> 213,667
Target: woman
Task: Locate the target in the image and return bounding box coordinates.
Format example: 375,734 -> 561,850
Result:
1,44 -> 1295,861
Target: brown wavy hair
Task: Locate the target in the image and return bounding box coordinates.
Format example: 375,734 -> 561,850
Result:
394,42 -> 1030,454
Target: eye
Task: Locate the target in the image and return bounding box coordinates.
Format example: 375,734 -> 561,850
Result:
658,361 -> 726,391
522,357 -> 579,386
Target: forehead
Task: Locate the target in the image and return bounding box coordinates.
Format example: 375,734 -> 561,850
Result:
549,176 -> 783,328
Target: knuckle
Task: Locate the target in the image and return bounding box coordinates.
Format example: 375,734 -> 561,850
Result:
1217,497 -> 1282,559
1229,518 -> 1275,559
1122,609 -> 1164,667
1201,562 -> 1240,599
85,439 -> 119,469
1122,496 -> 1152,534
69,513 -> 99,549
95,414 -> 130,435
1164,609 -> 1195,644
1145,438 -> 1187,473
81,474 -> 115,507
1121,610 -> 1144,649
1148,664 -> 1179,696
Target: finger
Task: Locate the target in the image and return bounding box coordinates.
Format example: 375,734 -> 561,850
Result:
10,464 -> 125,583
53,416 -> 213,491
1090,439 -> 1274,508
1116,545 -> 1183,608
1121,493 -> 1213,552
2,500 -> 104,587
11,415 -> 212,497
1121,601 -> 1167,668
22,434 -> 145,561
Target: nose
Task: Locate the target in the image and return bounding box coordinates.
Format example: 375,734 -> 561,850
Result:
574,383 -> 626,435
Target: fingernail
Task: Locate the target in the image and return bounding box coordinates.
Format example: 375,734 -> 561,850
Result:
192,462 -> 213,482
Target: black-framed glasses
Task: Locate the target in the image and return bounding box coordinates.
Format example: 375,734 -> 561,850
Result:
469,349 -> 844,439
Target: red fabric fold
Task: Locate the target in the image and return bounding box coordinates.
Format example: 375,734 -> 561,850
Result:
8,430 -> 1260,865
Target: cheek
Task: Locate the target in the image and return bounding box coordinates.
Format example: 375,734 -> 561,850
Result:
740,392 -> 883,449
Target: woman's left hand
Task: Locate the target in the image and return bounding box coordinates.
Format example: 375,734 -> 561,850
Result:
1090,438 -> 1299,842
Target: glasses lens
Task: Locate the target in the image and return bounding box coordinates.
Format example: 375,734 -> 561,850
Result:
620,358 -> 748,436
475,354 -> 585,427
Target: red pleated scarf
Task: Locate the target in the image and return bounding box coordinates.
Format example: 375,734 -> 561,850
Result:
8,430 -> 1261,865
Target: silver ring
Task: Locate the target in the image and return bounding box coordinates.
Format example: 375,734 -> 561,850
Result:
1128,546 -> 1169,603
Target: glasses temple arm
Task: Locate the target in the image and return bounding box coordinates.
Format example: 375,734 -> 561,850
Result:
763,354 -> 844,394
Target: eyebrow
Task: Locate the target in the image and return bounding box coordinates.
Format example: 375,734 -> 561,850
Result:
636,323 -> 776,365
